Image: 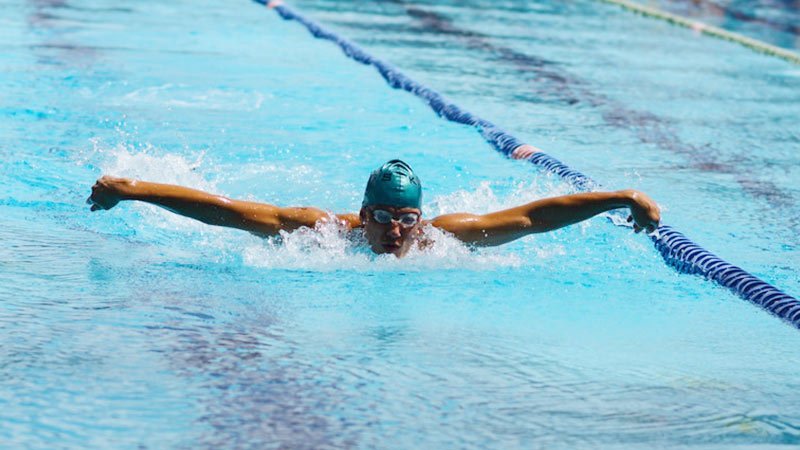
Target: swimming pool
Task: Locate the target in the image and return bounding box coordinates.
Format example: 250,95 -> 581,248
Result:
2,0 -> 799,447
646,0 -> 800,51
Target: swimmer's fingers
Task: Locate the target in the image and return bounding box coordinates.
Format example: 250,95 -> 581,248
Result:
86,192 -> 102,210
628,214 -> 655,234
626,215 -> 640,232
635,221 -> 659,234
637,215 -> 660,234
87,193 -> 110,211
87,183 -> 104,211
88,177 -> 122,211
626,191 -> 661,234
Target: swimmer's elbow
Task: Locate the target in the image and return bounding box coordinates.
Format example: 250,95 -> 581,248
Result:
430,213 -> 481,235
275,207 -> 333,232
228,206 -> 329,235
465,230 -> 531,247
431,213 -> 532,246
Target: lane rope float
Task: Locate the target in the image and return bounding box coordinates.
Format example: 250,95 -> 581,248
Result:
596,0 -> 800,65
254,0 -> 800,329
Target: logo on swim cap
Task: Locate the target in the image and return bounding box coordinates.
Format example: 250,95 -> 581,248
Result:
362,159 -> 422,209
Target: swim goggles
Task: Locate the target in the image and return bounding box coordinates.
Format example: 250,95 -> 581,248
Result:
371,209 -> 420,227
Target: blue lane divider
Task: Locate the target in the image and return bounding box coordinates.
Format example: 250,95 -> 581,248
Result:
254,0 -> 800,329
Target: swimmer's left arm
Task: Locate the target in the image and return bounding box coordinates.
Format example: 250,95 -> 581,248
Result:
430,190 -> 660,246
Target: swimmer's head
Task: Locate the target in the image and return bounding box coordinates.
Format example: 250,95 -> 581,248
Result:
361,159 -> 422,210
360,160 -> 423,257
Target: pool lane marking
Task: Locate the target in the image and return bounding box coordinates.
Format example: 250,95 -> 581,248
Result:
326,0 -> 799,219
387,0 -> 582,106
671,0 -> 800,36
595,0 -> 800,65
254,0 -> 800,329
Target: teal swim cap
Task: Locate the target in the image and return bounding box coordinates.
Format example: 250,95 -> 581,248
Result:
362,159 -> 422,209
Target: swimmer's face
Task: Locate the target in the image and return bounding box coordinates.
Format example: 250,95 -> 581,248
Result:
360,205 -> 422,258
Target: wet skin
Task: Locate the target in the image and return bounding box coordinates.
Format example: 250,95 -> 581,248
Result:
359,205 -> 422,257
88,176 -> 661,259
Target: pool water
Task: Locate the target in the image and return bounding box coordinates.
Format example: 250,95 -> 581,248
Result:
1,0 -> 799,447
650,0 -> 800,50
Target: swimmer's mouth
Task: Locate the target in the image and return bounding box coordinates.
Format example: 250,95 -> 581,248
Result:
383,243 -> 401,253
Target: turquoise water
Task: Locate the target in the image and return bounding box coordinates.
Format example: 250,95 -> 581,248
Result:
652,0 -> 800,50
2,0 -> 799,447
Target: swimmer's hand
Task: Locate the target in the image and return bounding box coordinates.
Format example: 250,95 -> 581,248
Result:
87,175 -> 132,211
623,189 -> 660,233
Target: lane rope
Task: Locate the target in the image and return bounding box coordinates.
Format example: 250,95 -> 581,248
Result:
596,0 -> 800,65
254,0 -> 800,329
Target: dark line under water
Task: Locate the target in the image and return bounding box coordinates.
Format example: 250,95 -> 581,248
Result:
371,0 -> 797,219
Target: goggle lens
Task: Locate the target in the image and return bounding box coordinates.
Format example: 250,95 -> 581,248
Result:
372,210 -> 419,227
398,213 -> 419,227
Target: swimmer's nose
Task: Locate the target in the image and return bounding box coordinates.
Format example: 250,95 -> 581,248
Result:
386,222 -> 402,238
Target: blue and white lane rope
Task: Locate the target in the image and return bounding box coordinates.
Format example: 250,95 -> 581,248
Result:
254,0 -> 800,329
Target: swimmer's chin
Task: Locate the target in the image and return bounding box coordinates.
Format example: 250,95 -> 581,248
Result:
378,245 -> 403,257
371,236 -> 433,258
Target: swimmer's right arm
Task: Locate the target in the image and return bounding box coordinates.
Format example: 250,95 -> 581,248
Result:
88,176 -> 354,235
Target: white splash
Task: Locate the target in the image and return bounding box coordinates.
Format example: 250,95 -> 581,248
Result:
427,178 -> 573,216
241,220 -> 523,272
98,143 -> 213,189
94,140 -> 222,234
94,149 -> 568,271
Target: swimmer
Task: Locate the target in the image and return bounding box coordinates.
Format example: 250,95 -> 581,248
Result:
88,159 -> 660,257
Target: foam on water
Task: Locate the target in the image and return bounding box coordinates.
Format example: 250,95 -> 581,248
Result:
90,140 -> 231,247
427,178 -> 575,216
242,220 -> 523,272
95,139 -> 214,189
